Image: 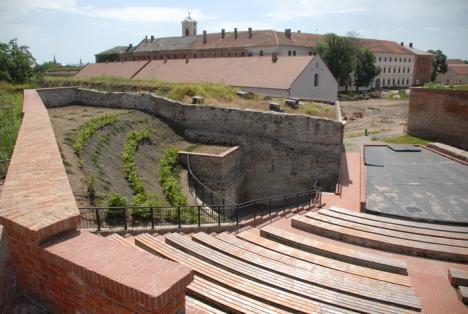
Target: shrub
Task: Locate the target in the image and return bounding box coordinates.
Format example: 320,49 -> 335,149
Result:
87,173 -> 97,205
159,147 -> 187,206
73,113 -> 119,157
130,193 -> 162,219
122,130 -> 150,195
106,192 -> 127,220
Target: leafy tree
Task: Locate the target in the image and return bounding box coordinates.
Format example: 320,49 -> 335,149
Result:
316,33 -> 357,92
354,48 -> 381,91
427,49 -> 448,81
0,39 -> 35,84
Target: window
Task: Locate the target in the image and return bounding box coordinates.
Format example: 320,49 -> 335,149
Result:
314,73 -> 319,86
397,79 -> 400,85
390,57 -> 392,62
185,28 -> 189,36
316,62 -> 318,68
383,67 -> 386,73
407,78 -> 409,85
388,78 -> 391,85
393,67 -> 396,73
385,57 -> 387,62
174,54 -> 177,59
241,52 -> 245,57
227,52 -> 230,57
408,67 -> 410,73
379,57 -> 381,62
309,51 -> 313,56
399,58 -> 401,62
382,79 -> 385,86
392,78 -> 395,85
398,67 -> 400,73
288,50 -> 291,56
193,54 -> 197,58
293,51 -> 296,56
404,58 -> 406,62
259,50 -> 263,56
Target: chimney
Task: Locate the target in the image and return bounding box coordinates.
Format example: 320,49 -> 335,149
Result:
234,28 -> 238,39
297,30 -> 301,33
151,35 -> 154,42
203,30 -> 207,44
272,52 -> 278,63
248,27 -> 252,38
145,35 -> 148,43
285,28 -> 291,39
409,42 -> 413,48
129,43 -> 133,49
221,29 -> 225,39
400,42 -> 404,46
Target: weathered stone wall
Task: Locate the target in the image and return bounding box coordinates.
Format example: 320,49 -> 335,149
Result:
408,88 -> 468,150
179,146 -> 244,202
38,87 -> 343,198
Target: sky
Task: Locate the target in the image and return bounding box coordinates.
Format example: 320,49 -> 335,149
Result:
1,0 -> 467,65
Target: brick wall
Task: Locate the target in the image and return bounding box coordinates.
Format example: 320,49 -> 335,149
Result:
0,90 -> 193,313
408,88 -> 468,150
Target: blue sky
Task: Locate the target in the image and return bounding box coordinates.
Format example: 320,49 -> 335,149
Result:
1,0 -> 467,64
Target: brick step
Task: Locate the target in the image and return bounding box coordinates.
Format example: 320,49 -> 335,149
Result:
449,269 -> 468,287
260,225 -> 407,274
457,286 -> 468,305
195,232 -> 419,310
292,215 -> 468,262
309,210 -> 468,247
185,295 -> 226,314
106,234 -> 135,248
325,207 -> 468,240
236,229 -> 411,286
330,206 -> 468,234
165,233 -> 420,313
135,234 -> 346,314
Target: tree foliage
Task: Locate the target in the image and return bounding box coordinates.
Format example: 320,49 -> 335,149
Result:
354,48 -> 381,91
427,49 -> 448,82
0,39 -> 35,84
316,33 -> 357,90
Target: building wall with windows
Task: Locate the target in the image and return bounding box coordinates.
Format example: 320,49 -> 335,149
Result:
435,64 -> 468,85
374,52 -> 414,88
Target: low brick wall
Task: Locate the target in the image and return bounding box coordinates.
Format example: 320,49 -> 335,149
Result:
408,88 -> 468,150
0,90 -> 193,313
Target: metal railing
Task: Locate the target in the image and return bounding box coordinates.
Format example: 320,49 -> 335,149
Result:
78,155 -> 322,232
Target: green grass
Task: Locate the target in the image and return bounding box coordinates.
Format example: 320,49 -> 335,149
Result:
383,134 -> 430,145
40,76 -> 238,102
423,82 -> 468,91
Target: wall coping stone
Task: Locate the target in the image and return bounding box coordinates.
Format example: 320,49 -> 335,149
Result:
42,230 -> 193,310
0,90 -> 80,242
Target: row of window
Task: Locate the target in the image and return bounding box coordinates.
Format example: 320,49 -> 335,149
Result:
379,56 -> 412,63
132,51 -> 252,61
288,50 -> 297,56
382,66 -> 411,74
380,77 -> 410,86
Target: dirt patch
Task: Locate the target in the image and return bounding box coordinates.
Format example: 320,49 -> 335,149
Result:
341,98 -> 409,151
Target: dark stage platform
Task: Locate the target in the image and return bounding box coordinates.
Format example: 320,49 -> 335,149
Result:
365,145 -> 468,225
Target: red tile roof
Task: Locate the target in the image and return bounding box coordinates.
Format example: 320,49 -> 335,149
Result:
450,64 -> 468,75
356,38 -> 412,54
76,61 -> 149,79
134,56 -> 316,89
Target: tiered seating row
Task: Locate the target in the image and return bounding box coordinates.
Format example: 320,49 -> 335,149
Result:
448,269 -> 468,305
260,225 -> 408,274
292,209 -> 468,262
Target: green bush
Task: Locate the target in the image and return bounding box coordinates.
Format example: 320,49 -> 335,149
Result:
122,130 -> 150,195
87,173 -> 97,205
0,87 -> 23,161
159,147 -> 187,206
106,192 -> 127,220
130,193 -> 162,219
73,113 -> 119,157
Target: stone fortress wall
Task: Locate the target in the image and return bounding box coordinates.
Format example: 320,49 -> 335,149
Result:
38,87 -> 344,200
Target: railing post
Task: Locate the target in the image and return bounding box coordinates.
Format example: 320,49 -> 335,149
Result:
211,192 -> 214,206
151,207 -> 154,230
177,206 -> 181,228
283,195 -> 287,215
236,205 -> 239,229
201,188 -> 205,206
95,208 -> 101,232
253,201 -> 256,221
269,198 -> 272,219
124,207 -> 127,230
198,206 -> 201,227
297,192 -> 300,210
218,206 -> 221,226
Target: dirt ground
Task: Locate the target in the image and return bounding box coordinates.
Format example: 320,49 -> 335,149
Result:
340,98 -> 409,151
49,105 -> 210,207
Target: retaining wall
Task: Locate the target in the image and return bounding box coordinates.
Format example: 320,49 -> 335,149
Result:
408,88 -> 468,150
38,87 -> 344,198
0,90 -> 193,313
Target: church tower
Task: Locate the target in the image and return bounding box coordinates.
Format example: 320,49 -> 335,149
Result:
181,13 -> 197,37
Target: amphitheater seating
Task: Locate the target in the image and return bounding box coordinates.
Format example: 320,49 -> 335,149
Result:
185,296 -> 225,314
236,230 -> 411,286
192,232 -> 419,308
260,225 -> 408,274
292,209 -> 468,262
448,269 -> 468,305
135,232 -> 421,313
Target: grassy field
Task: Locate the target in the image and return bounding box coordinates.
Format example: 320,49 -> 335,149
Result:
423,82 -> 468,91
39,76 -> 336,119
382,134 -> 430,145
